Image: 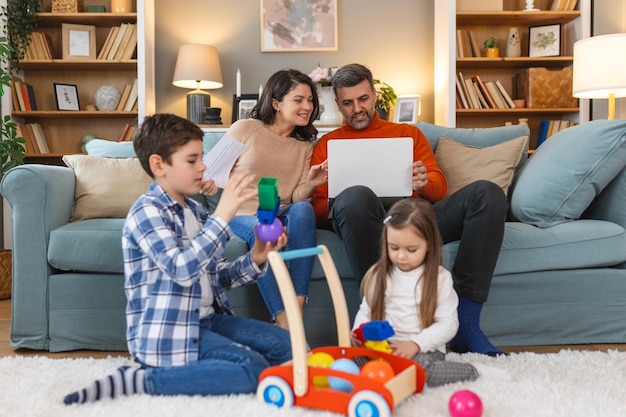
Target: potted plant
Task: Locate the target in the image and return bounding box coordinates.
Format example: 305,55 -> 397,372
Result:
483,37 -> 500,58
374,79 -> 397,120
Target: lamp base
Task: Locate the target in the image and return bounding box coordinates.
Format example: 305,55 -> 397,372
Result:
187,90 -> 210,125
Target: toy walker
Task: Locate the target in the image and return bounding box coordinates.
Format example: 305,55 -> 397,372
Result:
257,245 -> 426,417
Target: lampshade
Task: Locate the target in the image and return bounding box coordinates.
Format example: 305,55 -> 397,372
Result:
573,33 -> 626,119
173,44 -> 223,124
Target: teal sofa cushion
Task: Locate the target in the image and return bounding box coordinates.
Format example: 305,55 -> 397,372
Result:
510,120 -> 626,228
85,139 -> 136,157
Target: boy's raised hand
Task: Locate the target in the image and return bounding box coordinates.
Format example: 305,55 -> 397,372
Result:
213,170 -> 257,223
251,226 -> 287,266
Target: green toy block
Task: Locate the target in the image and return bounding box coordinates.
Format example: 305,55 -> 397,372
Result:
258,177 -> 278,211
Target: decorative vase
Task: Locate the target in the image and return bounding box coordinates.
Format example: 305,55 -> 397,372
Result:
506,27 -> 521,57
319,86 -> 343,125
111,0 -> 132,13
94,85 -> 121,111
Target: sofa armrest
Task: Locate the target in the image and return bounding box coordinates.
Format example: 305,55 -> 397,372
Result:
0,164 -> 76,350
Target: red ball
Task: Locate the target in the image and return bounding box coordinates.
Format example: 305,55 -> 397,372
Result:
360,359 -> 395,384
449,390 -> 483,417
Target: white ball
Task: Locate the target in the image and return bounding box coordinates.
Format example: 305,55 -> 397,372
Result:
94,86 -> 122,111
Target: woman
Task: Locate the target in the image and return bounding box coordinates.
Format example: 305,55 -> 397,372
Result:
226,69 -> 328,330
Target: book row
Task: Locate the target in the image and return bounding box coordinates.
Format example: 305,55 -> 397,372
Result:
536,120 -> 576,148
456,29 -> 482,58
17,123 -> 49,154
456,72 -> 516,110
550,0 -> 578,11
24,32 -> 56,60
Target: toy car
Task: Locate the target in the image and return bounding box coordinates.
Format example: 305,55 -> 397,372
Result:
257,245 -> 426,417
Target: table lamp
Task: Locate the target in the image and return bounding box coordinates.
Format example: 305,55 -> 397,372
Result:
172,44 -> 223,124
573,33 -> 626,120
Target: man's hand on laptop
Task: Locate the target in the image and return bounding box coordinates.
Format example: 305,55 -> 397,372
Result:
412,160 -> 428,193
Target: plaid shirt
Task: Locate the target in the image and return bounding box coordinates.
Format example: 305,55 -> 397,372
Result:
122,182 -> 262,367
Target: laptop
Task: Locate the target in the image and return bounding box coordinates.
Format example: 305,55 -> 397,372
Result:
327,137 -> 414,200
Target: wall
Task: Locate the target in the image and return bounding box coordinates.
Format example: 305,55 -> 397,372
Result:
154,0 -> 434,123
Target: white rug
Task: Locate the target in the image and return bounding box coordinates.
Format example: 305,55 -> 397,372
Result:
2,350 -> 625,417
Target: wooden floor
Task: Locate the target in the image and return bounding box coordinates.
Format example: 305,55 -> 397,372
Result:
1,298 -> 625,358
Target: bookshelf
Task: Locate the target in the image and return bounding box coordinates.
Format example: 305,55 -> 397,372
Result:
0,0 -> 156,162
434,0 -> 591,149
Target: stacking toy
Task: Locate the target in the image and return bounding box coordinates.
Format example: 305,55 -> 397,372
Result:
354,321 -> 395,353
256,177 -> 283,243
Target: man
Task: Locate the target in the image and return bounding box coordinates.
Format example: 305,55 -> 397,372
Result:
311,63 -> 507,356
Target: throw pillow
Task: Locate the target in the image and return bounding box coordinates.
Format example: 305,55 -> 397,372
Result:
85,138 -> 136,157
62,155 -> 152,221
509,120 -> 626,228
434,135 -> 528,197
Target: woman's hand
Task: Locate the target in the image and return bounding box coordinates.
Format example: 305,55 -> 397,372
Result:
308,159 -> 328,188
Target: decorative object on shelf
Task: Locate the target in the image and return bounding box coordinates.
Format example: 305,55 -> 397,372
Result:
62,23 -> 96,59
394,95 -> 421,124
87,5 -> 106,12
374,79 -> 397,121
516,67 -> 578,108
506,27 -> 521,57
260,0 -> 338,52
523,0 -> 539,11
85,104 -> 97,111
236,68 -> 241,97
308,65 -> 338,87
3,0 -> 41,61
518,118 -> 529,125
111,0 -> 132,13
483,37 -> 500,58
0,12 -> 25,178
52,0 -> 83,13
573,33 -> 626,120
53,83 -> 80,111
94,85 -> 121,111
205,107 -> 223,125
231,94 -> 259,124
318,86 -> 343,125
513,99 -> 526,108
528,24 -> 561,57
173,44 -> 224,125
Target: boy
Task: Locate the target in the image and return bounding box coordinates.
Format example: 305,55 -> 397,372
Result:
64,113 -> 291,405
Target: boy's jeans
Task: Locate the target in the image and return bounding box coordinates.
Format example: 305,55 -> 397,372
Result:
143,314 -> 291,395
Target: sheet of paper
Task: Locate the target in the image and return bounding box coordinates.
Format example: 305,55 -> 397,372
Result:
202,134 -> 247,188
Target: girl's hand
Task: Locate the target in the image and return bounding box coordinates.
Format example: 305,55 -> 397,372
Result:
200,178 -> 219,196
389,341 -> 420,359
251,226 -> 287,266
214,171 -> 257,223
308,159 -> 328,187
350,331 -> 363,347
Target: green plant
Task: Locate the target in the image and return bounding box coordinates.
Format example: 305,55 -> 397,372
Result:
373,79 -> 397,114
0,11 -> 26,179
1,0 -> 41,61
483,37 -> 498,49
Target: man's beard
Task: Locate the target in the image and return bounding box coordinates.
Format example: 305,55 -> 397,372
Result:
347,108 -> 375,130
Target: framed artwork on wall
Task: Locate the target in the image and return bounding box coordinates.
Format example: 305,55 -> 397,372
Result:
62,23 -> 96,59
232,94 -> 259,123
394,95 -> 421,124
529,24 -> 561,57
260,0 -> 338,52
54,83 -> 80,111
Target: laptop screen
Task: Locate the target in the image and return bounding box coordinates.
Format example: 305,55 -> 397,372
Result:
327,137 -> 413,198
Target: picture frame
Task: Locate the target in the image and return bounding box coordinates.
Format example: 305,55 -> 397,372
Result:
260,0 -> 338,52
394,95 -> 421,124
232,94 -> 259,123
62,23 -> 96,59
54,83 -> 80,111
528,24 -> 561,57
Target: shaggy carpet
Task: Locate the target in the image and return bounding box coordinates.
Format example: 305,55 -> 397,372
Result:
1,349 -> 625,417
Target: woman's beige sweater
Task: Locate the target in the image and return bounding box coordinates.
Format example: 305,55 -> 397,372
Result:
226,119 -> 314,216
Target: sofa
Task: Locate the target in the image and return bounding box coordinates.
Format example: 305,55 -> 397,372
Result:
2,120 -> 625,352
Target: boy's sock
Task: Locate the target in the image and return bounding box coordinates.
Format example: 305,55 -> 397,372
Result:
448,297 -> 507,357
63,366 -> 145,405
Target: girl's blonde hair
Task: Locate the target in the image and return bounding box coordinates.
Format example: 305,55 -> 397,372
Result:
360,198 -> 443,329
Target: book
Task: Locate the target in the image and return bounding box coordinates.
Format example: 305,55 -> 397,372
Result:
120,24 -> 138,60
123,125 -> 136,142
13,79 -> 26,111
118,123 -> 131,142
30,123 -> 50,153
456,29 -> 465,58
494,79 -> 516,108
463,77 -> 480,109
471,75 -> 496,108
42,32 -> 57,59
25,84 -> 38,110
485,81 -> 507,109
98,26 -> 118,60
16,125 -> 36,154
114,23 -> 135,60
455,76 -> 469,109
123,78 -> 138,112
11,76 -> 23,111
535,120 -> 550,148
106,23 -> 129,60
20,83 -> 31,111
457,72 -> 473,109
116,83 -> 132,111
468,31 -> 481,57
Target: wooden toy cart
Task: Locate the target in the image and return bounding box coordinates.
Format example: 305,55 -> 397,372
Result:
257,245 -> 426,417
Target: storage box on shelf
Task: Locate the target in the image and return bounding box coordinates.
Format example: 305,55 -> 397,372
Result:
435,0 -> 590,149
3,0 -> 147,164
516,67 -> 578,108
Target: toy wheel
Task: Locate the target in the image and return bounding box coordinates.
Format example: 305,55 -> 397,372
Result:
257,376 -> 294,409
348,390 -> 391,417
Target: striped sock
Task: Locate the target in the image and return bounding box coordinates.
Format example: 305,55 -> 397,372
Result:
63,366 -> 145,405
